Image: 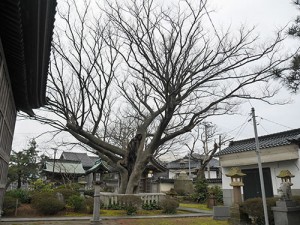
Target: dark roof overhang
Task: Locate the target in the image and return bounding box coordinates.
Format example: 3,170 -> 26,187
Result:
0,0 -> 56,115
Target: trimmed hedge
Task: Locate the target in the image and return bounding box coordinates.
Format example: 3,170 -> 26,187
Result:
67,195 -> 85,212
54,188 -> 79,202
159,197 -> 179,214
31,191 -> 65,215
2,195 -> 19,216
118,195 -> 142,215
5,189 -> 31,204
240,197 -> 278,225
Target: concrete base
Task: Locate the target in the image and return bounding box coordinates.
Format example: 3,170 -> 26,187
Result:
90,219 -> 102,225
228,205 -> 249,225
213,206 -> 230,220
272,200 -> 300,225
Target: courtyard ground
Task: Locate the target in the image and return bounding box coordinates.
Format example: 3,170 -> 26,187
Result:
0,217 -> 228,225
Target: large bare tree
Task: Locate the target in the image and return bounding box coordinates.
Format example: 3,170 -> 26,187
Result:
23,0 -> 293,193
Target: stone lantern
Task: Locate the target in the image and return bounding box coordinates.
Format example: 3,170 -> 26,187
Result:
78,176 -> 87,197
277,170 -> 294,185
276,170 -> 294,201
226,167 -> 246,206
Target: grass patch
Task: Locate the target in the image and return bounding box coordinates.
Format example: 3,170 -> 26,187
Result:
66,209 -> 190,217
116,217 -> 228,225
179,203 -> 211,211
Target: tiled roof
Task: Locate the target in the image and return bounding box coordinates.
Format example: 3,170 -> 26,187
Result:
60,152 -> 96,168
215,128 -> 300,157
0,0 -> 56,114
85,159 -> 109,175
43,160 -> 85,174
167,156 -> 219,169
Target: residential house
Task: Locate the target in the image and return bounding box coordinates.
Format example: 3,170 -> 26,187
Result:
167,154 -> 220,180
214,128 -> 300,206
151,154 -> 221,193
0,0 -> 56,213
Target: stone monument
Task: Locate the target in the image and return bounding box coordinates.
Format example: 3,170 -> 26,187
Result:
174,171 -> 194,195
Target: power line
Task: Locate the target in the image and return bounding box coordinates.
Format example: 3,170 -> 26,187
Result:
258,117 -> 294,130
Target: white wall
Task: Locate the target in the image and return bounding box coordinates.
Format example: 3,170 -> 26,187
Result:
169,169 -> 218,179
221,157 -> 300,206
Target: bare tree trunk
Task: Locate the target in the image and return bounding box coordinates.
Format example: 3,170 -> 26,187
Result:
125,157 -> 148,194
17,175 -> 22,189
118,170 -> 128,194
197,167 -> 206,180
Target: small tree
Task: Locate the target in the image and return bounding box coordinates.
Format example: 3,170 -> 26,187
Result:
7,139 -> 40,188
184,123 -> 230,179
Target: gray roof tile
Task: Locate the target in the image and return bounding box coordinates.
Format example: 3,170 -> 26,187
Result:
215,128 -> 300,157
60,152 -> 96,168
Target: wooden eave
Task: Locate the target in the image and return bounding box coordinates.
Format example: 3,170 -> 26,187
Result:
0,0 -> 56,115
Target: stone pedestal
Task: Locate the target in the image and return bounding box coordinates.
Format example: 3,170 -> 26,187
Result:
272,200 -> 300,225
213,206 -> 230,220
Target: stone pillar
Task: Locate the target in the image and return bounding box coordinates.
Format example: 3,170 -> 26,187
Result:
91,181 -> 102,225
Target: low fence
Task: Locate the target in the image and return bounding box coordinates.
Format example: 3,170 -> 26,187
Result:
100,192 -> 166,207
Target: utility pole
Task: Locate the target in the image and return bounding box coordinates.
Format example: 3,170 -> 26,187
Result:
204,123 -> 211,179
52,148 -> 58,181
251,108 -> 269,225
188,153 -> 191,179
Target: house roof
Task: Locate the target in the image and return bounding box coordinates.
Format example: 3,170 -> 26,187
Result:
60,152 -> 96,168
85,159 -> 109,175
43,160 -> 85,174
0,0 -> 56,115
167,155 -> 219,169
149,157 -> 167,172
215,128 -> 300,157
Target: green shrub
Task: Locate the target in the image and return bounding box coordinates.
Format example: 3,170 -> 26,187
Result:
142,200 -> 161,210
166,188 -> 178,197
176,189 -> 187,196
31,179 -> 54,192
2,195 -> 19,216
194,178 -> 208,203
55,188 -> 79,202
106,203 -> 123,210
5,189 -> 31,203
240,197 -> 278,225
67,195 -> 85,212
118,195 -> 142,215
31,191 -> 65,215
160,197 -> 179,214
208,185 -> 223,204
84,189 -> 94,197
84,197 -> 94,214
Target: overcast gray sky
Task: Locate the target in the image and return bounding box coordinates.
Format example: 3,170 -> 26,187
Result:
12,0 -> 300,157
